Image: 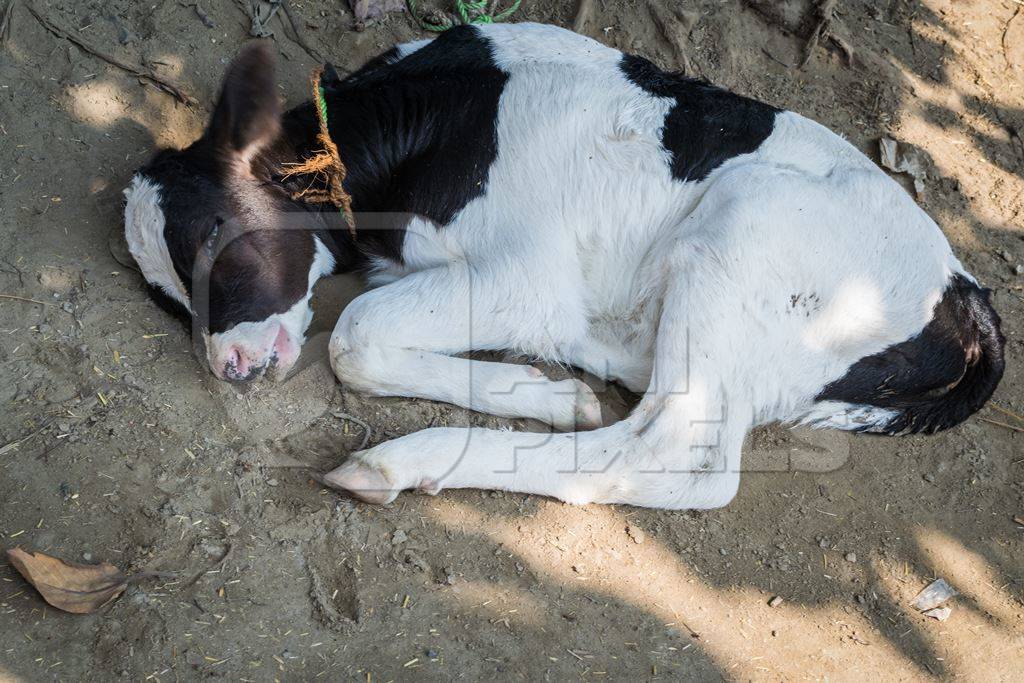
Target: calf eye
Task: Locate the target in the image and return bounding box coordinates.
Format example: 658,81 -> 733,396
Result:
204,219 -> 223,259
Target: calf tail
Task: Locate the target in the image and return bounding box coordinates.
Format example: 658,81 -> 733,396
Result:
883,277 -> 1005,434
816,275 -> 1005,435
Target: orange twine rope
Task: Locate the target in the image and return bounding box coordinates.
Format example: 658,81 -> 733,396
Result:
282,68 -> 356,237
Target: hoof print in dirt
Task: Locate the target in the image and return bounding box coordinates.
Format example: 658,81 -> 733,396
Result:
307,544 -> 359,628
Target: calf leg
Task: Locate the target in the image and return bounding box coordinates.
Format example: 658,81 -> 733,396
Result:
563,336 -> 653,394
325,163 -> 945,507
325,266 -> 751,509
323,395 -> 745,508
329,264 -> 602,430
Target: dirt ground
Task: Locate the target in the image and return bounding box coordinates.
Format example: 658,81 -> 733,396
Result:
0,0 -> 1022,680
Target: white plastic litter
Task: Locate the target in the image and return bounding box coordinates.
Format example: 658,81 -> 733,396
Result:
911,578 -> 958,612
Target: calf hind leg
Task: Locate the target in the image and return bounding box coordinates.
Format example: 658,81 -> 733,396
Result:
326,271 -> 751,509
324,398 -> 744,508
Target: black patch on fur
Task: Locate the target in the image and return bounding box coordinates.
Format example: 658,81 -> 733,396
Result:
196,224 -> 316,335
619,54 -> 778,182
306,25 -> 508,262
129,27 -> 504,341
137,146 -> 319,335
208,42 -> 282,158
816,275 -> 1005,434
139,145 -> 224,296
145,282 -> 191,326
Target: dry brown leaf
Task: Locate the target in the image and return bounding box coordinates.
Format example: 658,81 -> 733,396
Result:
7,547 -> 128,614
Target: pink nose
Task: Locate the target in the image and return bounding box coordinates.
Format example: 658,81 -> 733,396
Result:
223,346 -> 259,382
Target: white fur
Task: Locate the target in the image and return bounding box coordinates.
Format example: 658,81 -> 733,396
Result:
123,175 -> 191,312
315,25 -> 968,508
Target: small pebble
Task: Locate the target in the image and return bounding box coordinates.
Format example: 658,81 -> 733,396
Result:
845,552 -> 857,563
923,473 -> 936,483
266,478 -> 279,487
719,547 -> 729,556
768,595 -> 784,608
626,524 -> 645,544
392,529 -> 408,545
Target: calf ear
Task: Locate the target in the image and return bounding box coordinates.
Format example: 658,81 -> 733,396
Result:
322,62 -> 342,89
207,41 -> 281,163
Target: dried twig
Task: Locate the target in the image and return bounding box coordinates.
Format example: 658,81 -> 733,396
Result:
1003,5 -> 1023,73
648,1 -> 695,75
742,0 -> 799,34
801,0 -> 852,68
130,570 -> 181,581
235,0 -> 321,63
0,255 -> 25,286
0,293 -> 51,305
988,402 -> 1024,425
0,419 -> 55,456
572,0 -> 594,34
26,4 -> 194,105
235,0 -> 278,36
189,1 -> 216,28
977,417 -> 1024,434
0,0 -> 15,45
181,543 -> 234,589
743,0 -> 853,68
332,411 -> 372,451
279,0 -> 322,62
762,47 -> 793,68
802,0 -> 839,63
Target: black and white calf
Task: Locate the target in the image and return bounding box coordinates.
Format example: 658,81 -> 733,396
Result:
124,23 -> 1004,509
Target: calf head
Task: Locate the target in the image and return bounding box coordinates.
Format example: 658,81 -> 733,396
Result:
124,43 -> 333,382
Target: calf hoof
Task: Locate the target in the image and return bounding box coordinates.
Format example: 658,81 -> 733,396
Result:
552,379 -> 603,431
323,459 -> 399,505
574,380 -> 604,430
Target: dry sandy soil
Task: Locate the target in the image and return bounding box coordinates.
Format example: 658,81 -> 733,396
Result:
1,0 -> 1022,680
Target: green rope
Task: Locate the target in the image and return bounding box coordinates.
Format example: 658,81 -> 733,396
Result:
285,70 -> 355,236
316,85 -> 328,127
407,0 -> 521,32
456,0 -> 489,24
